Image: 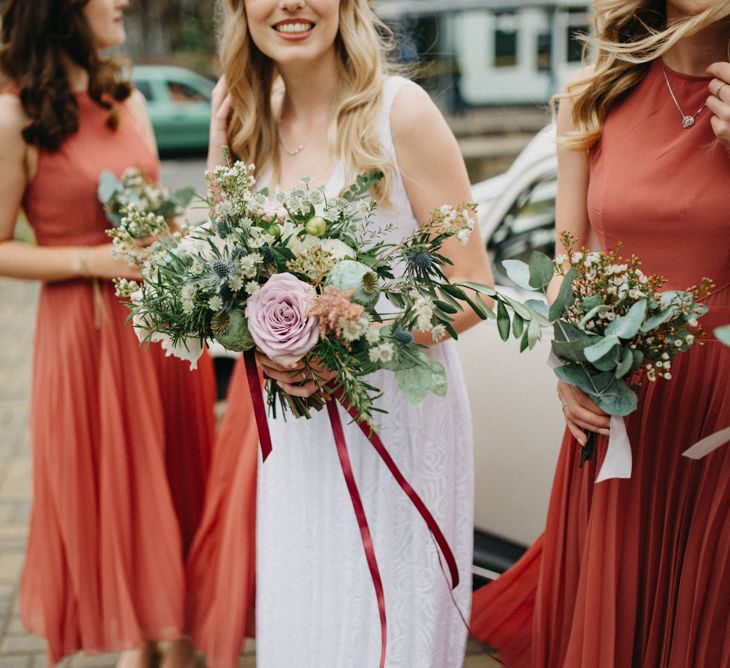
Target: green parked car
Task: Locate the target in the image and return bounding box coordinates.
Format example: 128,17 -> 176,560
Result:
132,65 -> 214,153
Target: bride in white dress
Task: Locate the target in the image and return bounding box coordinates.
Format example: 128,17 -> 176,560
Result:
210,0 -> 495,665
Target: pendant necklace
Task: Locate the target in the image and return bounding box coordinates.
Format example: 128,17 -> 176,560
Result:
661,64 -> 706,129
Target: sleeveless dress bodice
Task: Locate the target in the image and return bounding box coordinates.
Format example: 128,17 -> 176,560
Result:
588,60 -> 729,328
24,92 -> 159,247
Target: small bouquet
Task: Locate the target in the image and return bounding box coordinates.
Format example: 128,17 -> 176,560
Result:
111,161 -> 489,426
497,232 -> 711,476
98,167 -> 195,232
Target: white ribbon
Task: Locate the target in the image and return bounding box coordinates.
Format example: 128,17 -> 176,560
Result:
682,426 -> 730,460
596,416 -> 632,482
548,352 -> 632,482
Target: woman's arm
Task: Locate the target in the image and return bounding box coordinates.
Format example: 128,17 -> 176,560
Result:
0,93 -> 140,282
552,84 -> 610,444
392,83 -> 494,340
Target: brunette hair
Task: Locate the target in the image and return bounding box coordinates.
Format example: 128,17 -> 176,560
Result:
0,0 -> 132,151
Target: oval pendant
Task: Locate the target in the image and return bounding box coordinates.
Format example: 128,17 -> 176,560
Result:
682,115 -> 695,129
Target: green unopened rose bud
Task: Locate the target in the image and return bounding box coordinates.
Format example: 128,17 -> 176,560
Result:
211,310 -> 255,352
305,216 -> 327,238
265,223 -> 282,239
325,259 -> 380,308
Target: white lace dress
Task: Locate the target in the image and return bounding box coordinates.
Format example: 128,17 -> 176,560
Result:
256,76 -> 474,668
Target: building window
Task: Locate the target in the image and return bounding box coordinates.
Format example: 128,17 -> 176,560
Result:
536,32 -> 552,72
494,12 -> 518,68
567,26 -> 588,63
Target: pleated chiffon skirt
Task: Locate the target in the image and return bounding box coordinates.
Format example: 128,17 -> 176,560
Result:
21,279 -> 215,664
471,292 -> 730,667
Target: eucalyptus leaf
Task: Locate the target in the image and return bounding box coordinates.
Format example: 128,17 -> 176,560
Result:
554,363 -> 616,398
395,363 -> 432,404
579,294 -> 604,312
548,267 -> 577,321
497,300 -> 511,341
632,349 -> 645,368
594,379 -> 638,416
615,347 -> 634,378
605,299 -> 647,339
592,347 -> 619,372
640,308 -> 675,333
584,334 -> 620,363
501,260 -> 534,291
551,336 -> 595,363
98,170 -> 121,203
579,305 -> 612,329
430,362 -> 448,397
170,187 -> 196,209
158,200 -> 177,220
528,251 -> 554,289
525,299 -> 549,319
553,319 -> 589,343
503,295 -> 533,320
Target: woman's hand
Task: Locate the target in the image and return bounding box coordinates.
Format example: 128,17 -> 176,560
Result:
255,350 -> 337,398
208,77 -> 233,171
83,243 -> 141,281
706,62 -> 730,149
557,381 -> 611,446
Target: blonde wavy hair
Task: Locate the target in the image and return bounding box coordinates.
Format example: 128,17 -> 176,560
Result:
217,0 -> 398,201
559,0 -> 730,150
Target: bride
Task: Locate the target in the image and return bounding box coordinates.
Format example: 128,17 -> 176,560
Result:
196,1 -> 494,665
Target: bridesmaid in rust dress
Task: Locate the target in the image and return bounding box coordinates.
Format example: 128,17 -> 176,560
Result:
472,1 -> 730,666
0,2 -> 214,667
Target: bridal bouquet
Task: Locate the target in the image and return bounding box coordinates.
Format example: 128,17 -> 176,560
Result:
98,167 -> 195,233
498,232 -> 711,473
111,161 -> 487,426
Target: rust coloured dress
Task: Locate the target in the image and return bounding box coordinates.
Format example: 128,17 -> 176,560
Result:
18,92 -> 216,664
471,60 -> 730,667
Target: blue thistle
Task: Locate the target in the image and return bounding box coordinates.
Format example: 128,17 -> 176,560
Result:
212,259 -> 232,279
410,249 -> 434,272
262,245 -> 275,264
393,328 -> 413,346
215,218 -> 231,237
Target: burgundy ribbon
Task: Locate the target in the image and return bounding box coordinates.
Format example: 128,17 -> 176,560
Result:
244,356 -> 460,667
327,400 -> 388,668
244,350 -> 272,461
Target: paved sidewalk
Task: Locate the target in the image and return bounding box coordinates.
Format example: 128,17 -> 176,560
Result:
0,277 -> 495,667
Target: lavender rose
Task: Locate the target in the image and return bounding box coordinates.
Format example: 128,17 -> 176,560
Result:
246,272 -> 320,367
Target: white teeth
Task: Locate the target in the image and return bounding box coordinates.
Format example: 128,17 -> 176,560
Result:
275,23 -> 313,34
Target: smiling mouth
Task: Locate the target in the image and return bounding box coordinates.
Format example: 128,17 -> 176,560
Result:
273,21 -> 315,35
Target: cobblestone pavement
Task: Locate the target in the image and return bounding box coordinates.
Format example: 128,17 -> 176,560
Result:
0,277 -> 494,667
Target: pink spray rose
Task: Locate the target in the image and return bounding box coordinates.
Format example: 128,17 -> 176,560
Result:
246,272 -> 320,367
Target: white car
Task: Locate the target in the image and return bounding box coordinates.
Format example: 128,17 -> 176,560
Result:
461,125 -> 565,580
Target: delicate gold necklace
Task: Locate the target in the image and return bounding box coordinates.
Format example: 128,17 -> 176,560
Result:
661,64 -> 707,129
277,115 -> 329,156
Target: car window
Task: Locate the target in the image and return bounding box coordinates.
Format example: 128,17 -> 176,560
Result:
135,80 -> 154,102
166,81 -> 209,105
488,175 -> 557,286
